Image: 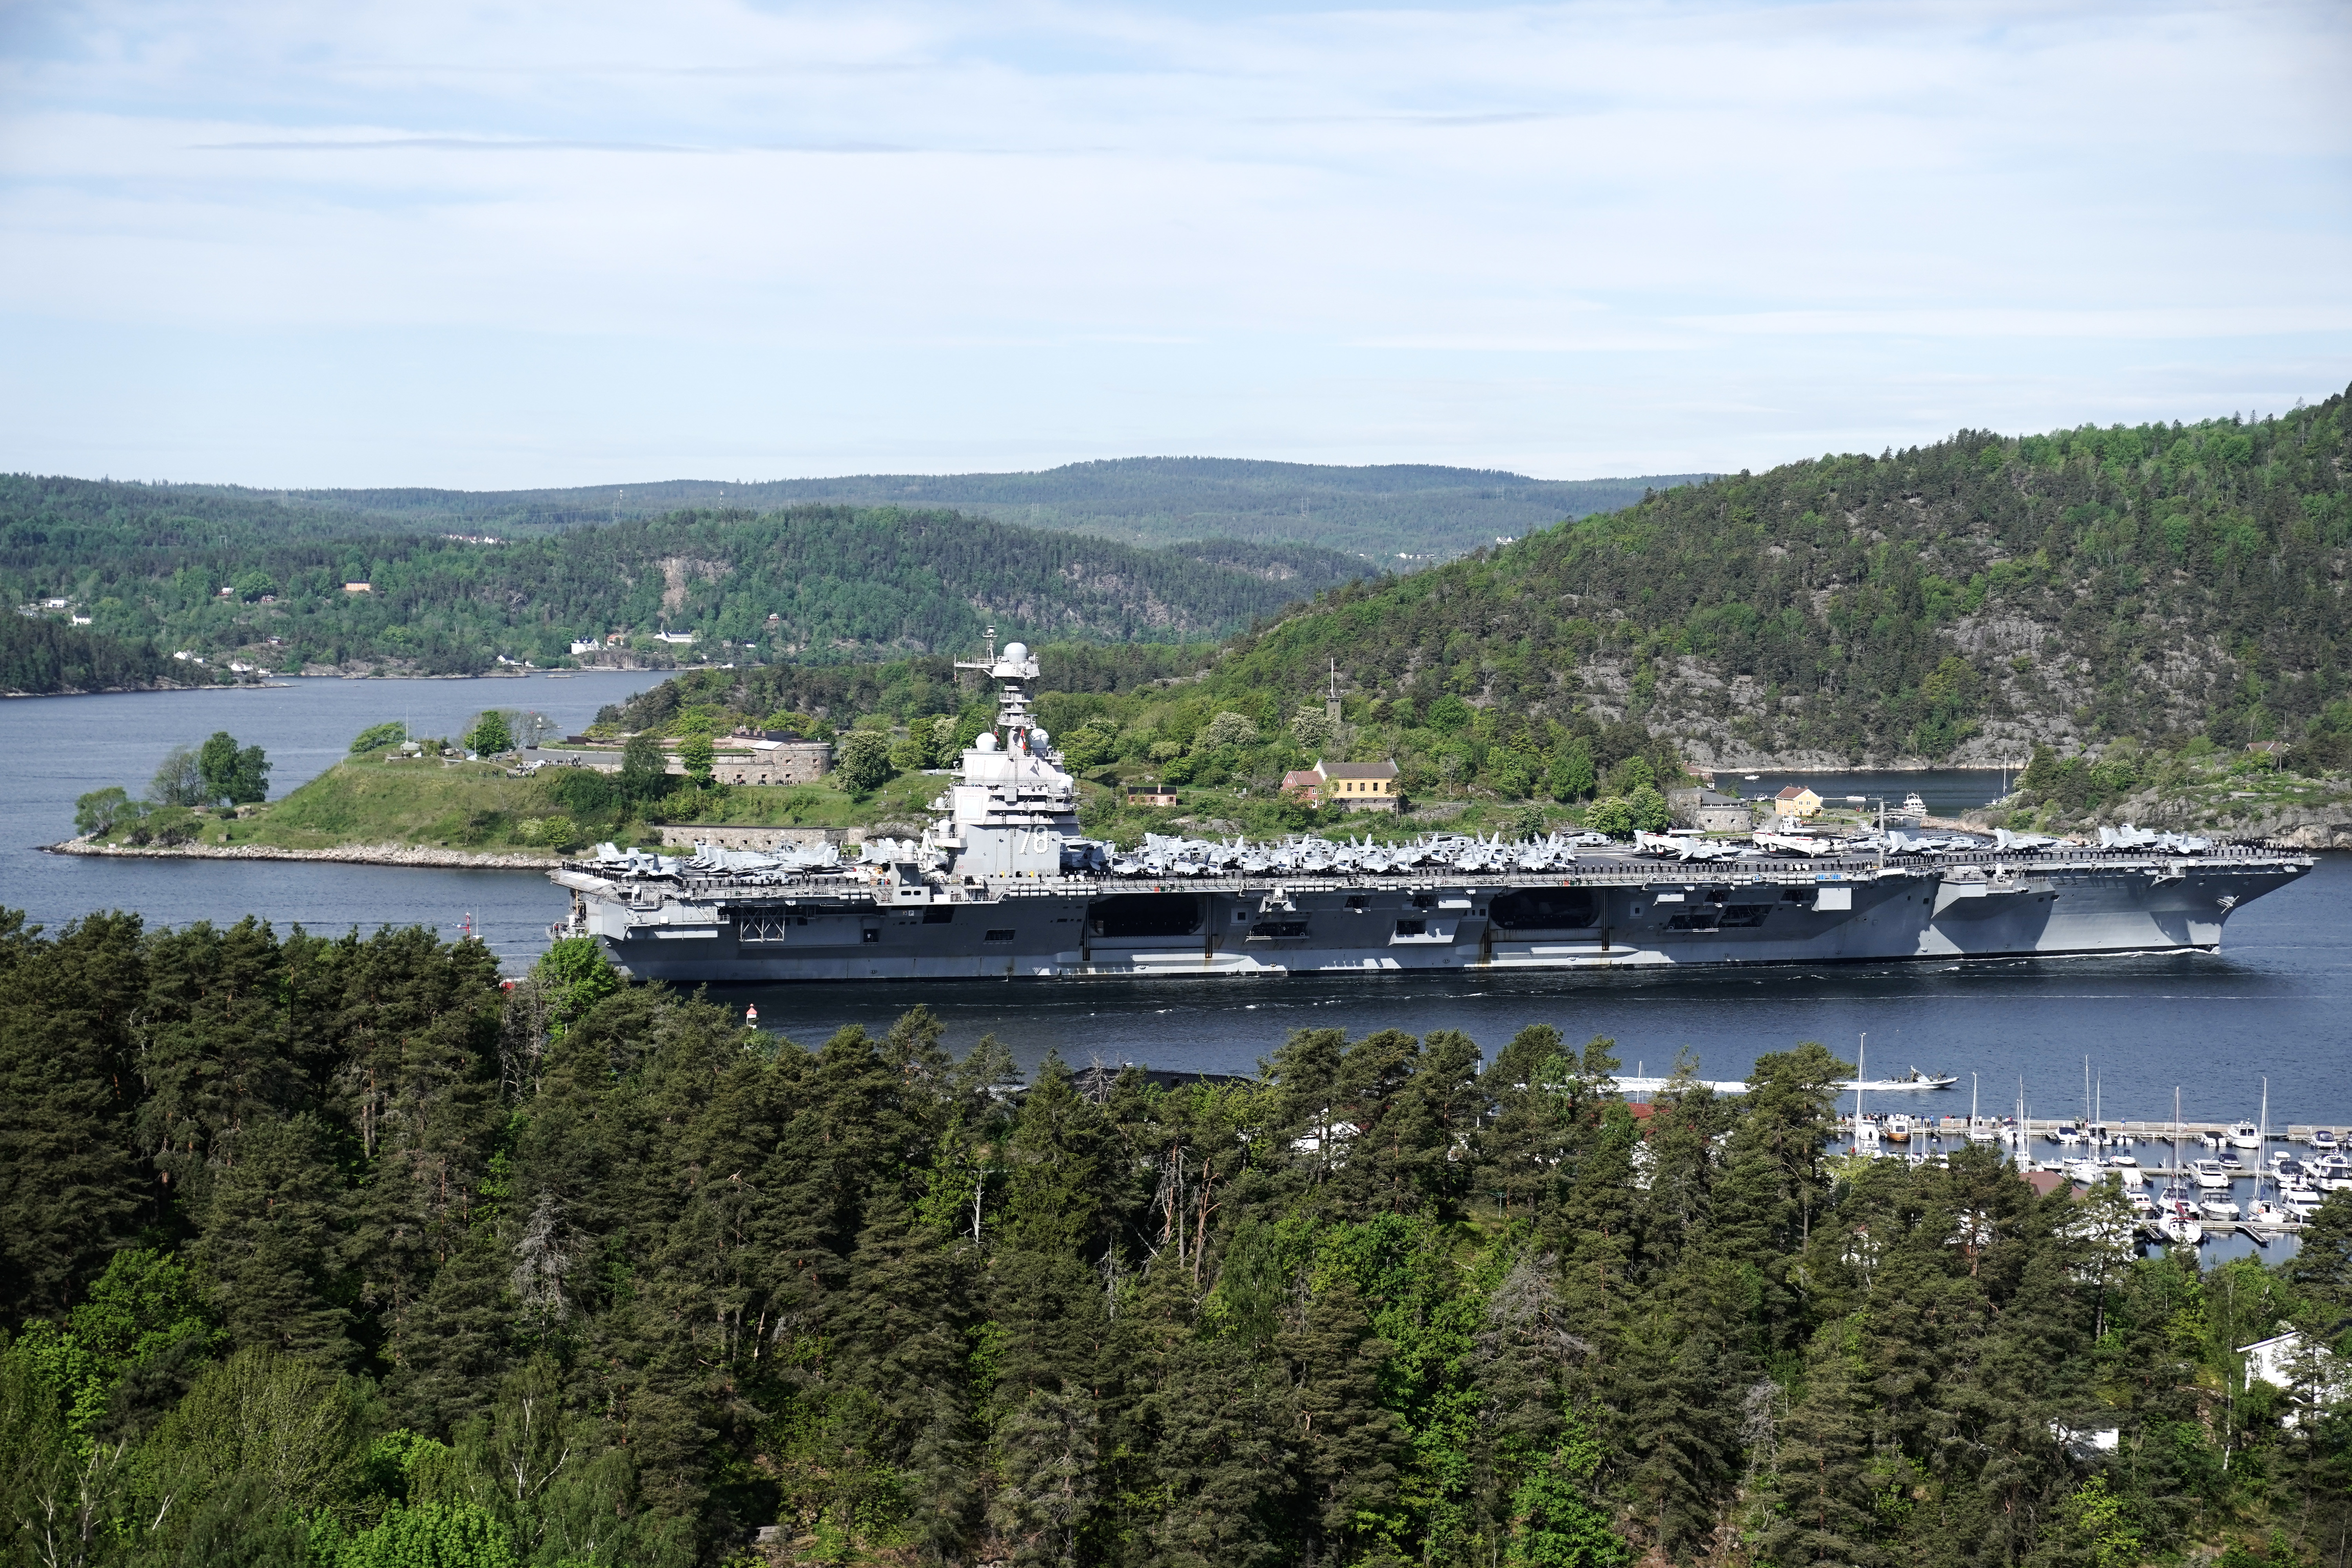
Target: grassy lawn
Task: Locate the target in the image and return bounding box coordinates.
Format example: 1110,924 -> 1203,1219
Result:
82,753 -> 961,855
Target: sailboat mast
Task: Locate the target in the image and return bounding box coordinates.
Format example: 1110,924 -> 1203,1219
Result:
1855,1033 -> 1866,1149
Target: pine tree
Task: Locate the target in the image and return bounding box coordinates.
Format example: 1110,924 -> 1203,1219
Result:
989,1384 -> 1100,1568
1481,1025 -> 1572,1224
2285,1188 -> 2352,1315
136,917 -> 307,1216
1755,1320 -> 1878,1566
1145,1333 -> 1293,1568
196,1113 -> 352,1364
387,1223 -> 515,1436
0,912 -> 149,1319
333,927 -> 505,1367
1279,1270 -> 1405,1561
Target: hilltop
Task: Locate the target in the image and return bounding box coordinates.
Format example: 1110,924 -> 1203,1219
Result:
1209,390 -> 2352,769
599,391 -> 2352,846
0,487 -> 1378,675
194,457 -> 1710,560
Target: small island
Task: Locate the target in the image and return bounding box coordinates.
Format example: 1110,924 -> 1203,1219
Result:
51,711 -> 945,868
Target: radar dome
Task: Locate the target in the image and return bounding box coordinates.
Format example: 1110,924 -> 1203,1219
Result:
1030,728 -> 1050,751
975,732 -> 999,752
1002,641 -> 1030,663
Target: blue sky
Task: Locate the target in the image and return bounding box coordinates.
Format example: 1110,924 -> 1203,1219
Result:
1,0 -> 2346,487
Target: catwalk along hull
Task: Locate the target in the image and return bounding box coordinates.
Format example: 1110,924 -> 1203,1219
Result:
555,851 -> 2310,985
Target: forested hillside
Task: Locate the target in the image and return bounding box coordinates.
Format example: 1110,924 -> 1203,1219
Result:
0,613 -> 187,695
583,395 -> 2352,835
1214,390 -> 2352,769
257,460 -> 1711,561
1,486 -> 1376,673
3,912 -> 2346,1567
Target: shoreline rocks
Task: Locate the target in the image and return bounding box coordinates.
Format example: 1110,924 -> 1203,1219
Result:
46,838 -> 561,869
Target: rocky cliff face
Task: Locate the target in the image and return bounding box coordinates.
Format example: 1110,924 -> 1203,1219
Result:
1964,776 -> 2352,850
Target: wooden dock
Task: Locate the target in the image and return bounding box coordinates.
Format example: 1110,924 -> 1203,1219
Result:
1883,1115 -> 2348,1144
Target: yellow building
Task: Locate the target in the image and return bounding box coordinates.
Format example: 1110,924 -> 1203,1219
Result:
1774,785 -> 1823,820
1318,760 -> 1401,813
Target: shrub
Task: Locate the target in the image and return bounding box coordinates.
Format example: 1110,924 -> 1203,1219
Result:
74,786 -> 141,837
834,730 -> 895,794
546,768 -> 616,816
466,711 -> 515,756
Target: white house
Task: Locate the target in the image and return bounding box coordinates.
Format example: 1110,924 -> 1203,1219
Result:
569,640 -> 601,656
2241,1331 -> 2351,1428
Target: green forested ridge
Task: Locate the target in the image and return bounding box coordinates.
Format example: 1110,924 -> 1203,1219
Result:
1,481 -> 1378,672
0,612 -> 187,695
590,395 -> 2352,828
1209,390 -> 2352,767
241,459 -> 1712,559
4,911 -> 2347,1567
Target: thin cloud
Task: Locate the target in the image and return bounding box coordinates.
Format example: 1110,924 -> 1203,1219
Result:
190,136 -> 917,154
0,0 -> 2346,486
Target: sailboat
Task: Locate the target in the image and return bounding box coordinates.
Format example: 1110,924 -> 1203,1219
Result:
1849,1033 -> 1880,1157
2156,1086 -> 2204,1247
2245,1079 -> 2293,1228
1967,1073 -> 1998,1144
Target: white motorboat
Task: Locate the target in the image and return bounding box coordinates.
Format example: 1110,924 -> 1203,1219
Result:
2106,1151 -> 2138,1167
2247,1198 -> 2294,1227
2104,1161 -> 2145,1189
2199,1195 -> 2241,1223
2315,1129 -> 2343,1153
2190,1158 -> 2231,1192
2313,1156 -> 2352,1194
2227,1120 -> 2263,1150
2064,1157 -> 2100,1185
2157,1198 -> 2203,1247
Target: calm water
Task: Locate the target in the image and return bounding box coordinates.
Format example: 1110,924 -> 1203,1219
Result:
730,855 -> 2352,1130
2,672 -> 661,972
3,682 -> 2346,1130
1713,767 -> 2014,818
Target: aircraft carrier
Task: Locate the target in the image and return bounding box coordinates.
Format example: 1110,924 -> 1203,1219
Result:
548,641 -> 2314,984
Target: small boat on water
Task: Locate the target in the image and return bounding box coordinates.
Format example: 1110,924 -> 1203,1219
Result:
2190,1158 -> 2232,1192
1835,1067 -> 1958,1092
2199,1194 -> 2241,1223
2314,1129 -> 2344,1153
2157,1196 -> 2204,1247
2312,1155 -> 2352,1193
2228,1119 -> 2263,1150
1886,1114 -> 1913,1145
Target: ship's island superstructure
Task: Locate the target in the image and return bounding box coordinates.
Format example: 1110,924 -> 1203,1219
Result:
549,639 -> 2314,984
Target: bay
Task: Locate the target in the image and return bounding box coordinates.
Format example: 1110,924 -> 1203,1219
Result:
2,671 -> 661,972
3,679 -> 2345,1131
729,854 -> 2352,1130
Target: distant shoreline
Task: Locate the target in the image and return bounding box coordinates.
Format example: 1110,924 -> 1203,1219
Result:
45,838 -> 557,870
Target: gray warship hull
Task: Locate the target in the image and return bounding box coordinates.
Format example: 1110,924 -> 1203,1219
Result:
551,845 -> 2311,985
